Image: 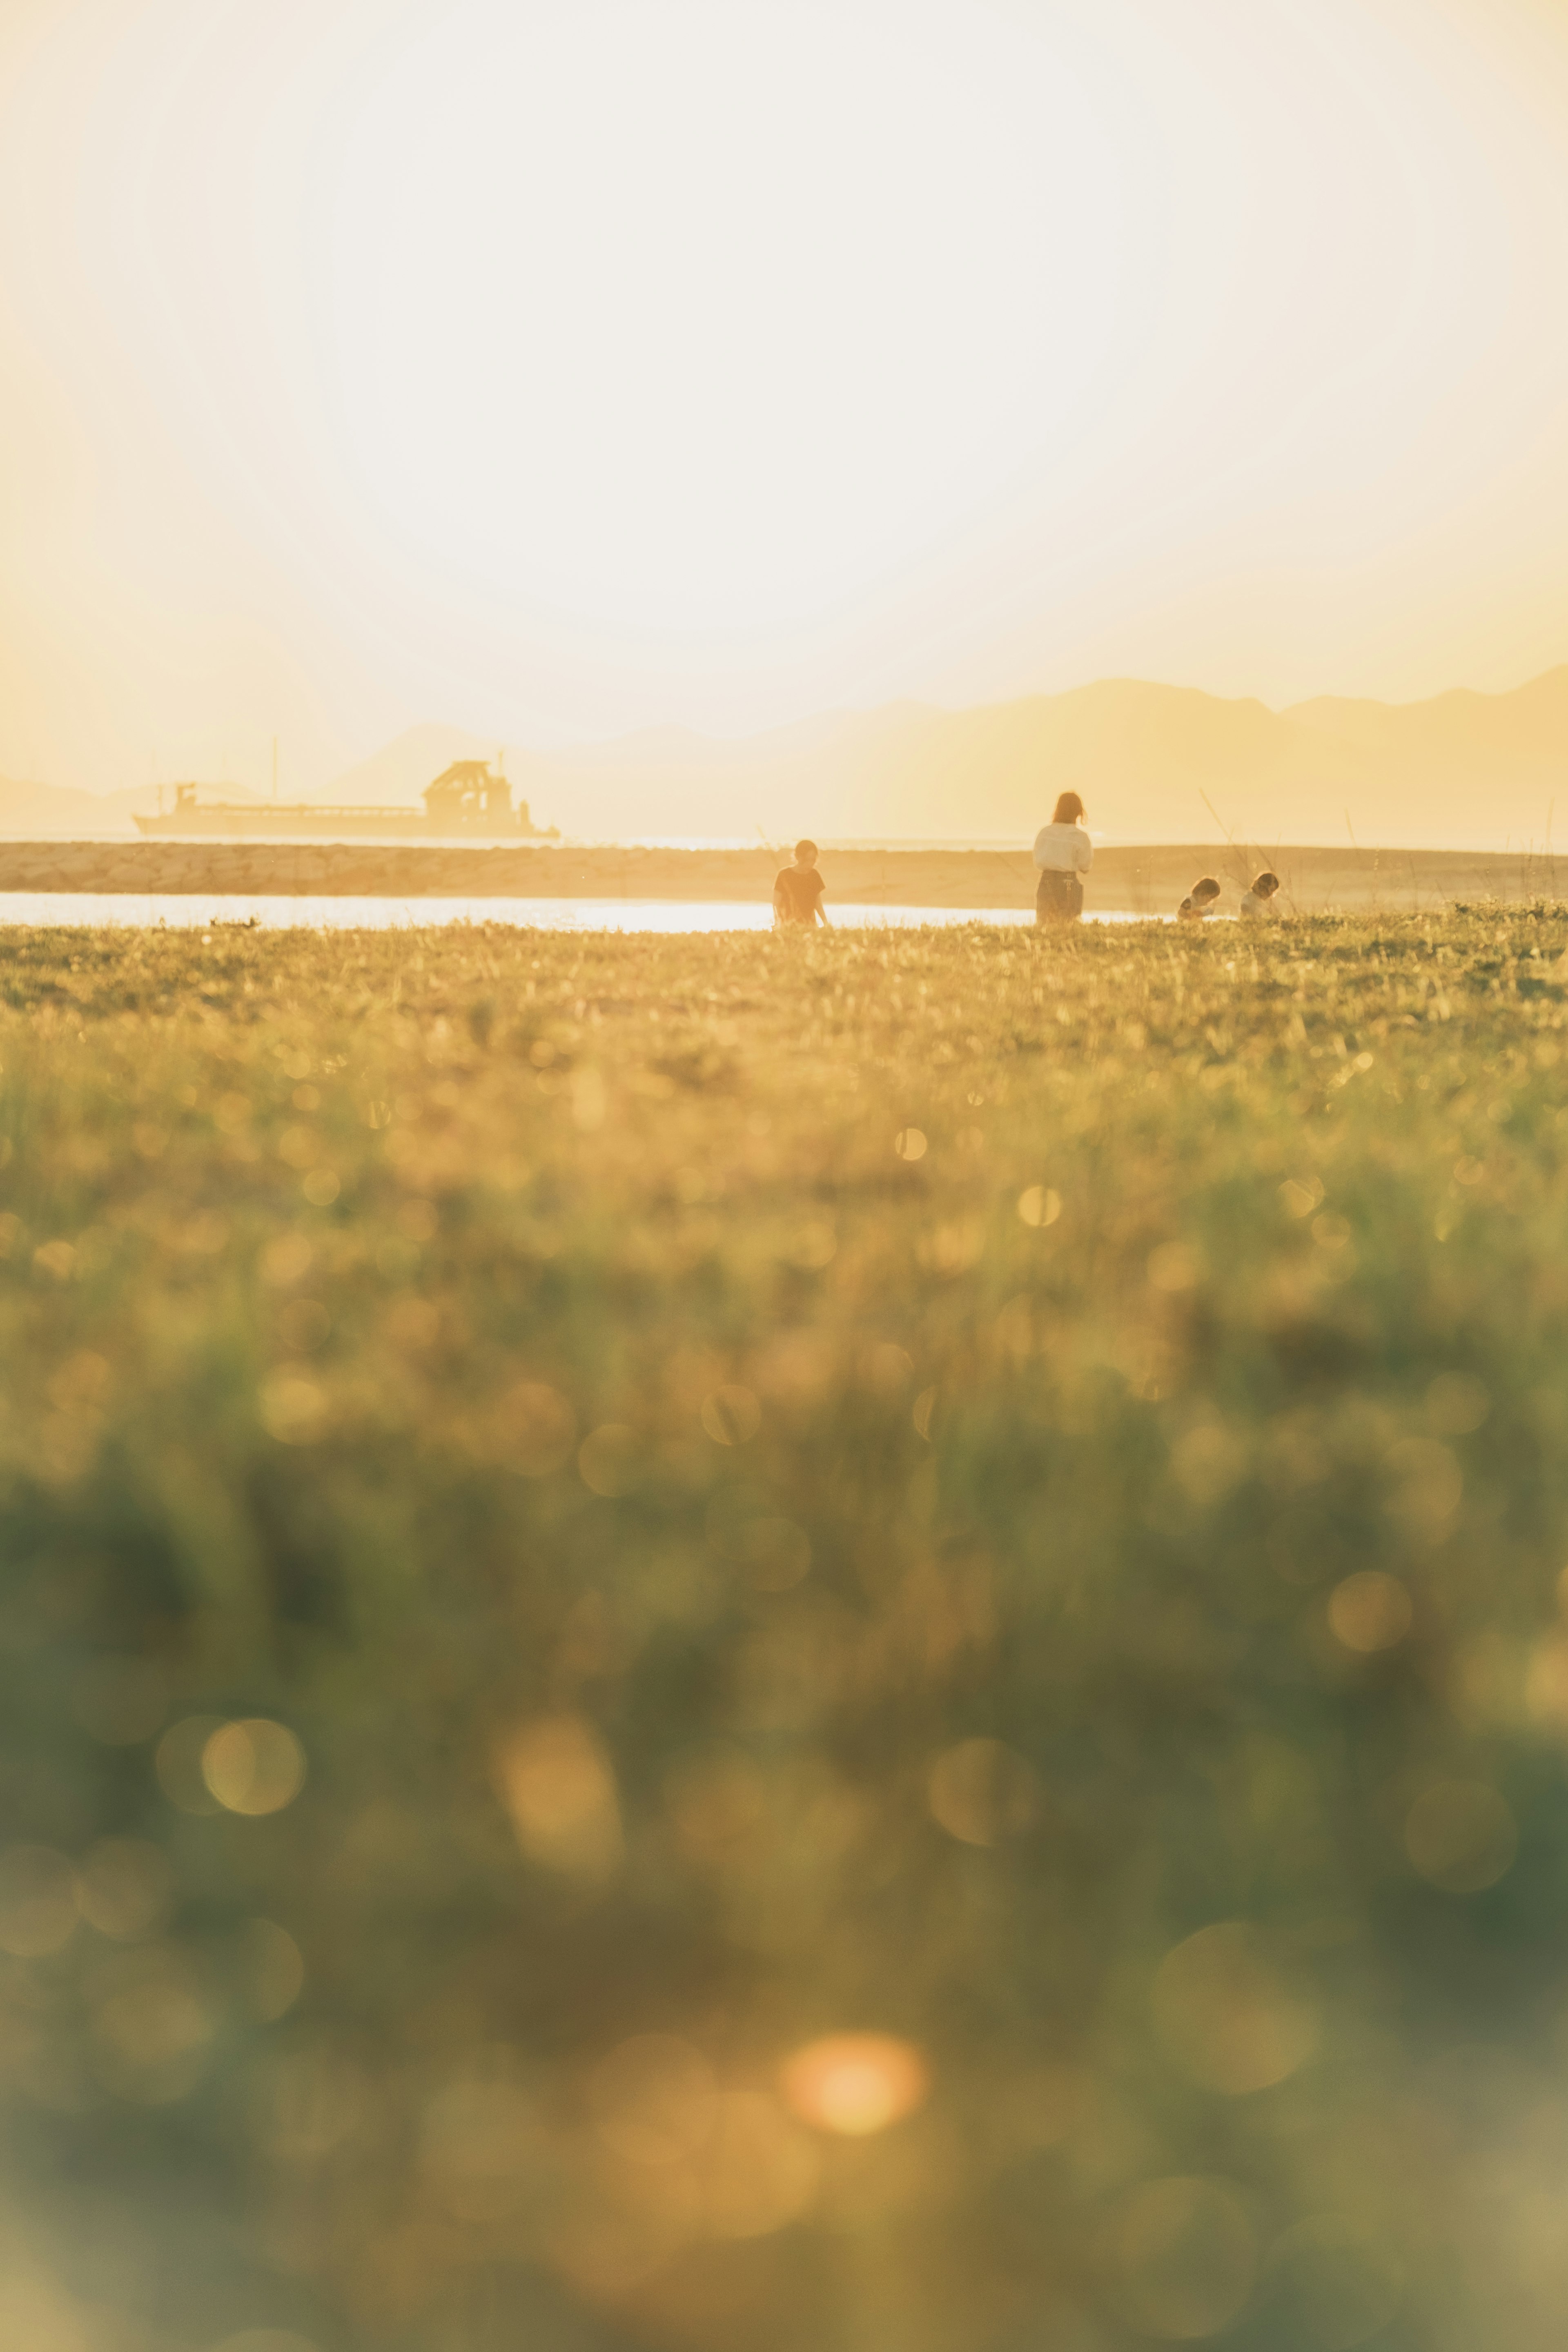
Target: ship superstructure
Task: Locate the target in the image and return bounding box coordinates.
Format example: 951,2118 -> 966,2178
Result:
134,762 -> 557,840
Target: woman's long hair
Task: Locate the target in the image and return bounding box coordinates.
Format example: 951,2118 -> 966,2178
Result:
1051,791 -> 1085,825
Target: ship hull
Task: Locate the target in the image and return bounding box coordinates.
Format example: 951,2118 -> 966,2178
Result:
134,806 -> 555,840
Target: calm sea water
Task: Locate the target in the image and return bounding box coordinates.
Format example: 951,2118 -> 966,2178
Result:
0,894 -> 1159,932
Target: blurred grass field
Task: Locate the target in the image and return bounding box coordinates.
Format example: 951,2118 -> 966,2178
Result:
4,911 -> 1568,2352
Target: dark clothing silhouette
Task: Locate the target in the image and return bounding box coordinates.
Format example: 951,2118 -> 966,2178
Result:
774,866 -> 825,924
1036,870 -> 1084,922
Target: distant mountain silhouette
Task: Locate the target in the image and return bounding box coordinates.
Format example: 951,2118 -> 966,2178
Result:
0,775 -> 168,838
7,669 -> 1566,845
313,670 -> 1568,847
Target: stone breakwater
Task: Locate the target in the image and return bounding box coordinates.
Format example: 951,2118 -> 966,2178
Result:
0,838 -> 1559,911
0,840 -> 1007,904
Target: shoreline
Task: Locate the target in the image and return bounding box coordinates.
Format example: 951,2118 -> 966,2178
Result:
0,839 -> 1564,911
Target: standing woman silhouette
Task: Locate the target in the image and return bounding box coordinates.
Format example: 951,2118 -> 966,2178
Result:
1033,791 -> 1093,924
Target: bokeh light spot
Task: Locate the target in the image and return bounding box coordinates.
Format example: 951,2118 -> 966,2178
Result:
421,2063 -> 548,2223
591,2035 -> 717,2166
1017,1185 -> 1062,1228
259,1374 -> 329,1446
1148,1242 -> 1202,1293
496,1380 -> 577,1477
76,1839 -> 175,1942
928,1739 -> 1040,1846
1328,1572 -> 1412,1654
239,1919 -> 306,2022
701,1386 -> 761,1446
781,1218 -> 837,1269
1405,1780 -> 1517,1892
1526,1632 -> 1568,1732
92,1953 -> 214,2103
494,1715 -> 624,1880
1108,2176 -> 1258,2341
666,1749 -> 768,1863
701,2091 -> 820,2238
260,1232 -> 314,1286
201,1720 -> 308,1817
156,1717 -> 227,1815
1383,1438 -> 1462,1533
1425,1372 -> 1490,1435
779,2032 -> 929,2136
0,1846 -> 80,1958
276,1298 -> 330,1353
1153,1923 -> 1318,2095
578,1423 -> 645,1495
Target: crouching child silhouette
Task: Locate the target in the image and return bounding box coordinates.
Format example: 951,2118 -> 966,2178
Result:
774,840 -> 831,928
1177,876 -> 1221,922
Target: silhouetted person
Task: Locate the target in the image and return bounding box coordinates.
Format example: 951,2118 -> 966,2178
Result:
774,840 -> 831,927
1241,871 -> 1281,918
1033,791 -> 1092,924
1177,876 -> 1221,921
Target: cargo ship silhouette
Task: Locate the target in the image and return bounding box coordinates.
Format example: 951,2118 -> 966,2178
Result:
134,760 -> 559,840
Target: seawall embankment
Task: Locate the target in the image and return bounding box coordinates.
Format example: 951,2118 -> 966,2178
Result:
0,839 -> 1561,913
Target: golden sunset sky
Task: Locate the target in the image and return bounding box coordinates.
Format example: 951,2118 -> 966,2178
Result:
3,0 -> 1567,796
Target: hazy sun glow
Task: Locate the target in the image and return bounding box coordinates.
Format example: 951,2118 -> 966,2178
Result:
331,0 -> 1120,634
1,0 -> 1567,793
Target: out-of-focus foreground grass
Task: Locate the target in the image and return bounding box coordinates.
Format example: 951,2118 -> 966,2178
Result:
4,913 -> 1568,2352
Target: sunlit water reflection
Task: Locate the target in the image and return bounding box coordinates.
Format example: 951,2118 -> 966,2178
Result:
0,894 -> 1162,931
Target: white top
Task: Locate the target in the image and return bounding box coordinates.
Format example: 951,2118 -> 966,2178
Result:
1033,822 -> 1093,874
1239,889 -> 1273,918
